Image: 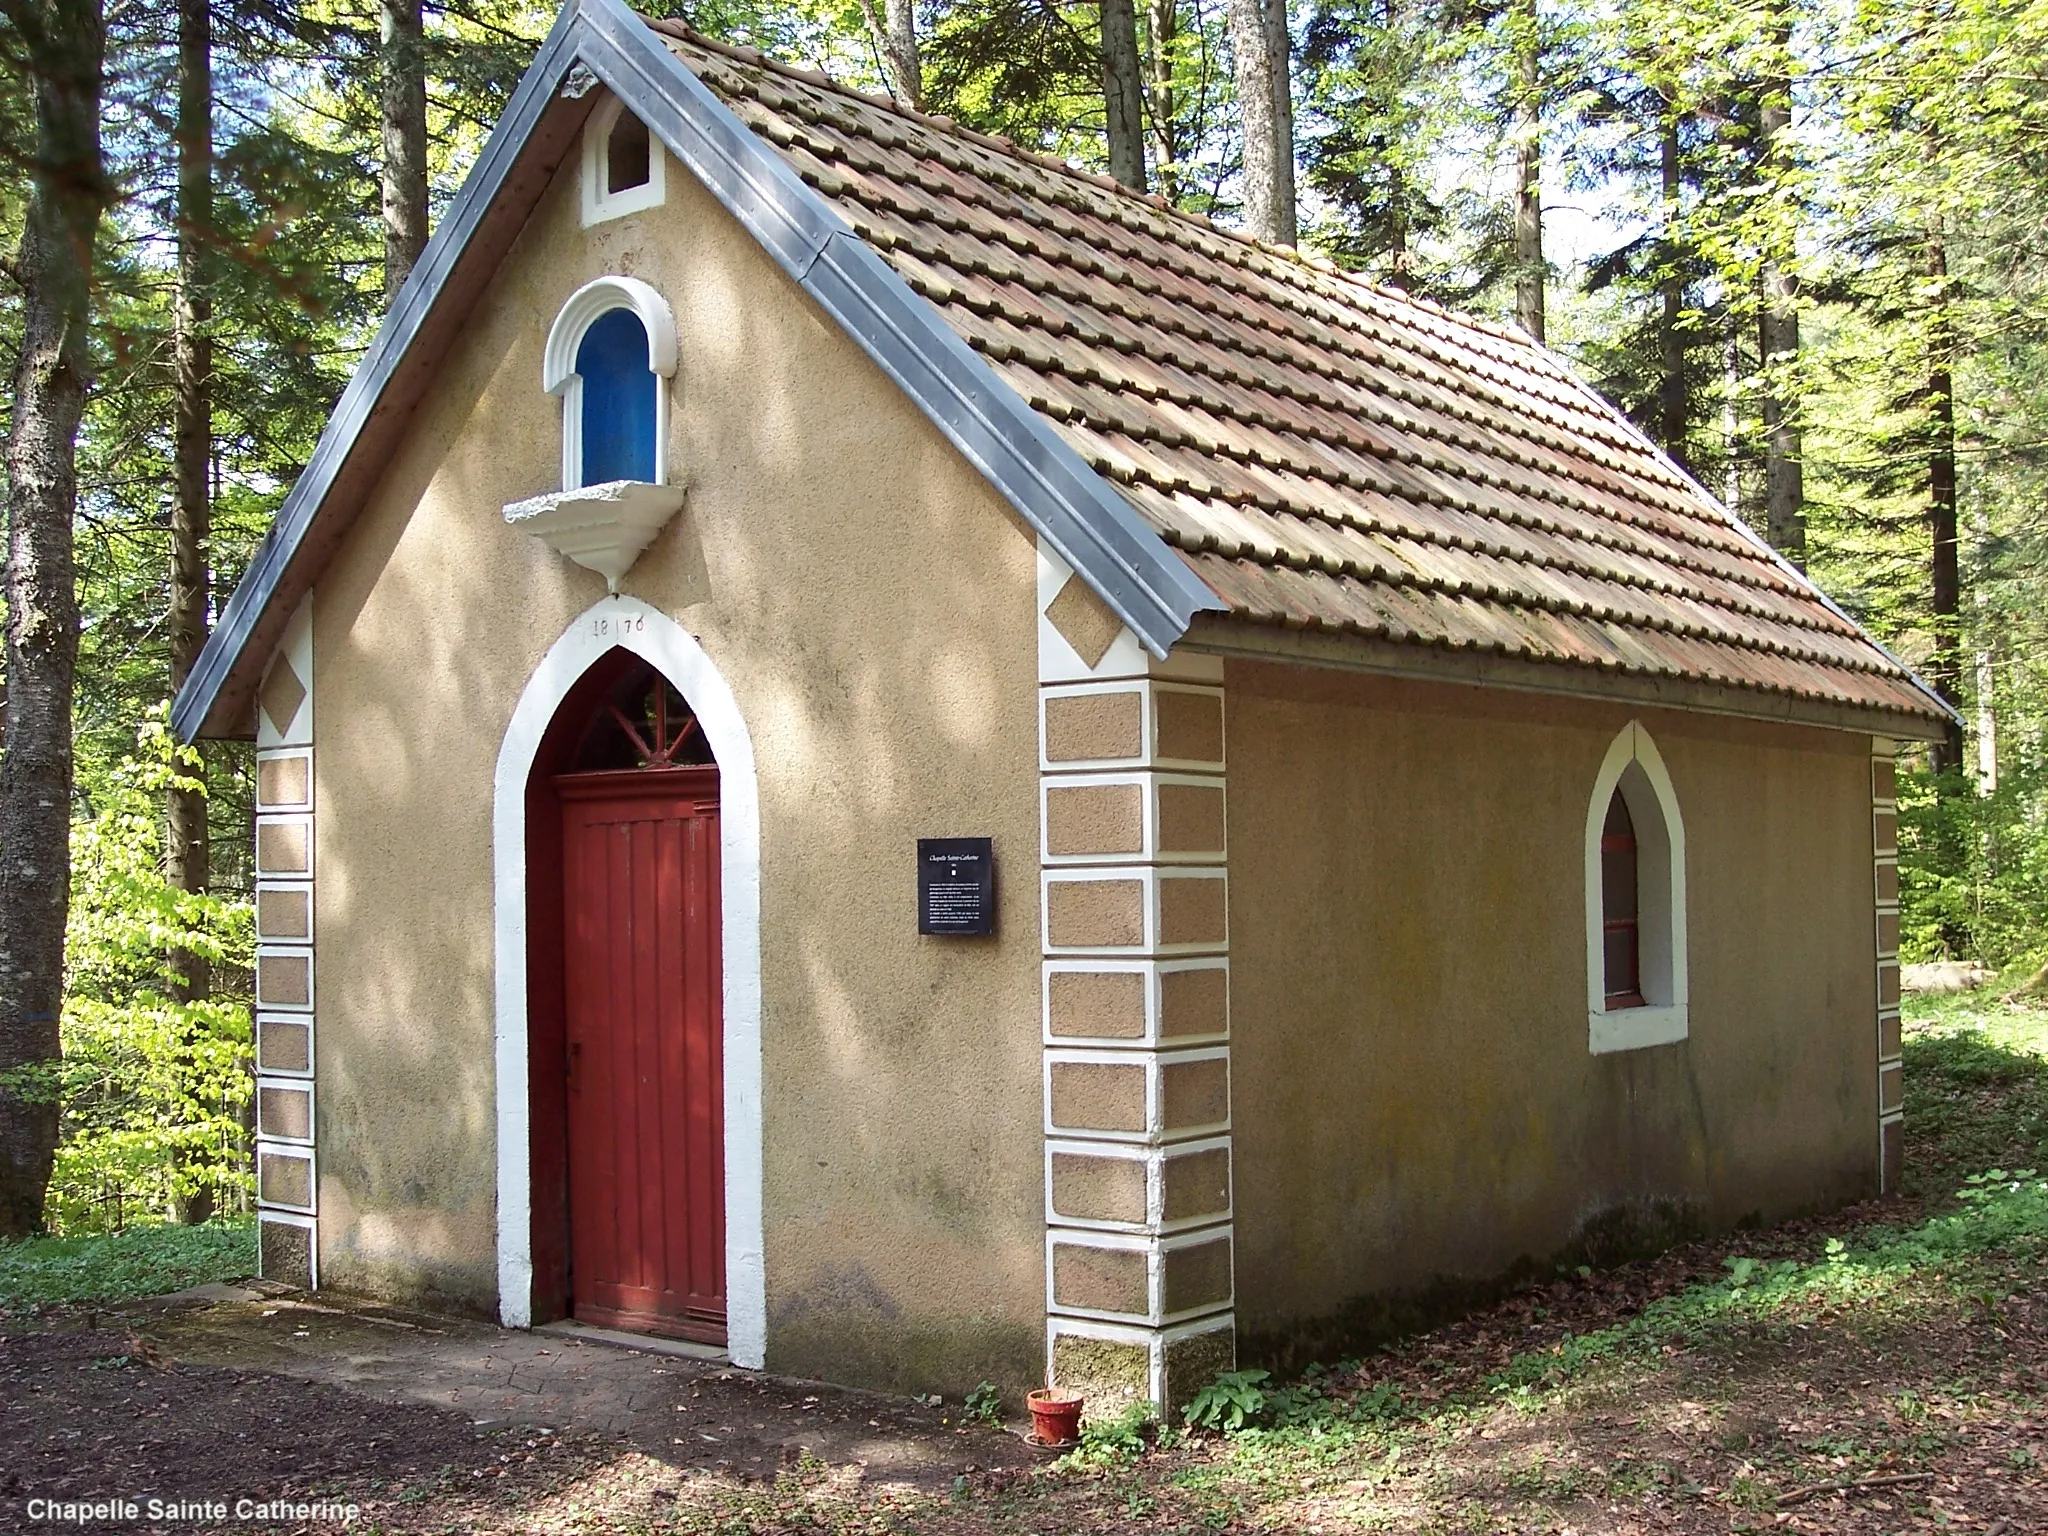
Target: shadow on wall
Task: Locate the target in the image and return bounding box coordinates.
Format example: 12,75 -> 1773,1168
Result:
310,149 -> 1051,1373
765,1261 -> 1041,1399
1239,1196 -> 1709,1377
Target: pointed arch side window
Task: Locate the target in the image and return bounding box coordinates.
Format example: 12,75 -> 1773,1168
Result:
1585,723 -> 1688,1054
1601,790 -> 1643,1009
542,276 -> 678,493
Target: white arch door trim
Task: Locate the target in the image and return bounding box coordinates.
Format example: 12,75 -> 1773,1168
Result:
493,595 -> 765,1367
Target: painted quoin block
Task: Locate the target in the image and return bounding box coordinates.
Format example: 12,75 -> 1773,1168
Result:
1038,540 -> 1235,1416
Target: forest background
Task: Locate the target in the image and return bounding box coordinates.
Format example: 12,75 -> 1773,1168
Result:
0,0 -> 2042,1236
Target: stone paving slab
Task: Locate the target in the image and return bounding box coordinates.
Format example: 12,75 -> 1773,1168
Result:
117,1290 -> 1042,1490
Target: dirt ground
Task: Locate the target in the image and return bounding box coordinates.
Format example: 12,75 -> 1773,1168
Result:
3,1290 -> 1040,1532
3,1220 -> 2040,1534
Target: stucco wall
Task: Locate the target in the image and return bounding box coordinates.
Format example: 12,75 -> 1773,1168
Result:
1223,660 -> 1878,1357
310,110 -> 1044,1391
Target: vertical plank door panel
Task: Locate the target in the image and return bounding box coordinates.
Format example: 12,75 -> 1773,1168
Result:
559,766 -> 724,1344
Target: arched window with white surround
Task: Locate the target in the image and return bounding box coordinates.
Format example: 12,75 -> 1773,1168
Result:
542,276 -> 678,493
1584,722 -> 1688,1054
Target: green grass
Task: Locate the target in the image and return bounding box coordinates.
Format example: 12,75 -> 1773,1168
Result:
0,1219 -> 256,1310
1901,990 -> 2048,1198
1175,1000 -> 2048,1454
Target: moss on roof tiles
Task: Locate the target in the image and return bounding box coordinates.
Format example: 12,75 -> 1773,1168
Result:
648,19 -> 1940,722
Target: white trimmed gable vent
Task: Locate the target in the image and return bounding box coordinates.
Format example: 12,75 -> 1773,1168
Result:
582,95 -> 665,226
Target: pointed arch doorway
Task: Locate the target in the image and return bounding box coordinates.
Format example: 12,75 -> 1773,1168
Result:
532,652 -> 726,1344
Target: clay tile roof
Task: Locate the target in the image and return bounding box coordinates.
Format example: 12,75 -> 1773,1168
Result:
665,22 -> 1941,725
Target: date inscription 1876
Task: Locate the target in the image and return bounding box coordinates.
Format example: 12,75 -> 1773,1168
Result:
918,838 -> 995,937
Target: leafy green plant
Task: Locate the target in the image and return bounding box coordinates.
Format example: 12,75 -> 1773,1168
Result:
964,1379 -> 1003,1426
0,1221 -> 255,1309
8,720 -> 258,1234
1067,1400 -> 1157,1464
1184,1368 -> 1271,1432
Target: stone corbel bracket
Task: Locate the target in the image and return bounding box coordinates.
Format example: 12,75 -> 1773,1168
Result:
504,478 -> 688,592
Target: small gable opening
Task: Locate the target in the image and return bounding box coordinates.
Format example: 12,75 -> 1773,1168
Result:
1585,723 -> 1688,1053
607,111 -> 651,194
581,96 -> 665,226
575,308 -> 657,486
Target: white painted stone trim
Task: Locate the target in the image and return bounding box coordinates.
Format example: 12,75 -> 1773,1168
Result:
1040,956 -> 1231,1048
258,1209 -> 320,1289
1584,721 -> 1690,1054
255,1075 -> 317,1146
254,879 -> 315,946
1039,770 -> 1229,867
543,275 -> 679,490
1043,1133 -> 1234,1234
255,598 -> 314,749
1045,1223 -> 1235,1327
254,1014 -> 315,1080
1047,1312 -> 1234,1408
255,1139 -> 317,1215
1041,866 -> 1229,957
1044,1044 -> 1232,1143
493,596 -> 766,1369
503,480 -> 688,592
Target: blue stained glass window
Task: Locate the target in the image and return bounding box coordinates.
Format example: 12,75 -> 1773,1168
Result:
576,307 -> 657,484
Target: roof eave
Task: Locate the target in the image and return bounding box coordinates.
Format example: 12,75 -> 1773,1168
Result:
1184,614 -> 1953,742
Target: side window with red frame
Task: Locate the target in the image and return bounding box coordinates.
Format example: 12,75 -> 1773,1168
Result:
1601,790 -> 1643,1008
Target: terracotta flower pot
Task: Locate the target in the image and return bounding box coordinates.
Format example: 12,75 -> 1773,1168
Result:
1026,1386 -> 1084,1446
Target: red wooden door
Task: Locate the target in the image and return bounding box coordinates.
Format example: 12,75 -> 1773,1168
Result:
557,766 -> 724,1343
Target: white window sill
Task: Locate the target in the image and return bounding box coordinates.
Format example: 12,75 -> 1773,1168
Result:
1588,1003 -> 1688,1055
503,480 -> 686,592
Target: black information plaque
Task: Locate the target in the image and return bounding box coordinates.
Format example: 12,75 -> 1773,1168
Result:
918,837 -> 995,936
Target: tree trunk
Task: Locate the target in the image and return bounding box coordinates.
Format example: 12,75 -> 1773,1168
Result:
1722,319 -> 1742,510
1264,0 -> 1295,229
0,0 -> 107,1241
381,0 -> 428,301
1926,230 -> 1965,773
858,0 -> 922,109
170,0 -> 215,1228
1381,0 -> 1409,285
1102,0 -> 1148,191
1229,0 -> 1295,245
1657,111 -> 1688,470
1757,10 -> 1804,565
1146,0 -> 1179,201
1972,495 -> 1996,795
1512,5 -> 1543,343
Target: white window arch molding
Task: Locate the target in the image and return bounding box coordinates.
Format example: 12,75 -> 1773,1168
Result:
1584,721 -> 1689,1054
580,95 -> 666,227
542,274 -> 678,491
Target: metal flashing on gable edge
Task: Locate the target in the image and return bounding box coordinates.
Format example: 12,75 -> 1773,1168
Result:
172,0 -> 1216,741
172,4 -> 595,742
544,0 -> 1222,652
